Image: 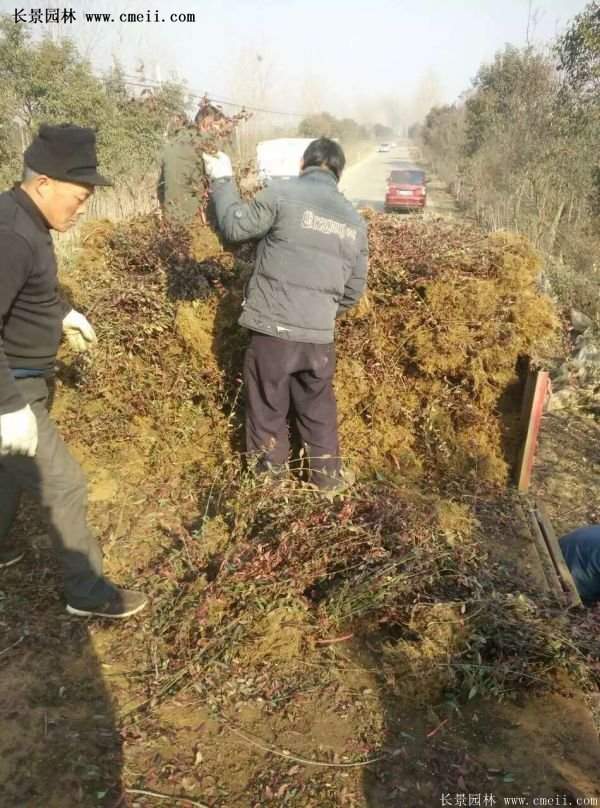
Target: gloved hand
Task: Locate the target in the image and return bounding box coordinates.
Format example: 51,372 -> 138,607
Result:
62,309 -> 97,353
0,405 -> 38,457
202,151 -> 233,180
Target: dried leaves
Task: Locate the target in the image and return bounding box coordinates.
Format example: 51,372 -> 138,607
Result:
57,209 -> 579,708
336,212 -> 561,485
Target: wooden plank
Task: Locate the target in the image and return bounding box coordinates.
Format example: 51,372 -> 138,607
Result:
525,501 -> 565,604
536,503 -> 582,608
513,497 -> 550,594
516,370 -> 550,492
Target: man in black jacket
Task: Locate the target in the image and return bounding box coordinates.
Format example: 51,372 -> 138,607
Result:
0,124 -> 147,618
204,138 -> 368,490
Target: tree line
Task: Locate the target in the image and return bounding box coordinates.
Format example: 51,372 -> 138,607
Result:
416,1 -> 599,319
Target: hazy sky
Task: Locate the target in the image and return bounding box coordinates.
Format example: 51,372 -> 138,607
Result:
1,0 -> 590,123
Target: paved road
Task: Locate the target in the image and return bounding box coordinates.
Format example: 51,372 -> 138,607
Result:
339,141 -> 416,211
340,140 -> 458,218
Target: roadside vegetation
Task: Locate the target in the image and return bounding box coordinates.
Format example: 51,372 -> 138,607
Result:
0,17 -> 185,217
416,1 -> 600,322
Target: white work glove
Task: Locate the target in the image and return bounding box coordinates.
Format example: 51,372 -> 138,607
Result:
202,151 -> 233,180
62,309 -> 97,353
0,405 -> 38,457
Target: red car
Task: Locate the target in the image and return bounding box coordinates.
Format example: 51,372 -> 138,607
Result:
384,168 -> 427,212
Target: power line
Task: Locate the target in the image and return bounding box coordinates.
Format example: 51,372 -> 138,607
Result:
210,97 -> 304,118
116,73 -> 304,118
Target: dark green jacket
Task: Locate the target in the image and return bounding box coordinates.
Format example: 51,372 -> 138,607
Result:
158,128 -> 206,224
211,167 -> 368,344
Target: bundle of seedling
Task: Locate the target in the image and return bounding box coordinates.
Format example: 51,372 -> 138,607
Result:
335,211 -> 560,486
54,196 -> 592,734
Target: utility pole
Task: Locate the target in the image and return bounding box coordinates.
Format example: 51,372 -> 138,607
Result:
525,0 -> 541,48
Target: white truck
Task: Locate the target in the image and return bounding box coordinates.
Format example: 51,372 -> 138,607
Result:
256,138 -> 315,185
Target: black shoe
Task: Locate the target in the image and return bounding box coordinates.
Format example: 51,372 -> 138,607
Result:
66,588 -> 148,619
0,545 -> 24,569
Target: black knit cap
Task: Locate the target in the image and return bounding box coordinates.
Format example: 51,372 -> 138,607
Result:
24,123 -> 112,186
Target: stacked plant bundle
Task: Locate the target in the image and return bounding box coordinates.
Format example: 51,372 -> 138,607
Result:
145,473 -> 591,710
52,208 -> 587,720
335,210 -> 560,485
58,214 -> 248,483
188,95 -> 254,220
62,209 -> 559,485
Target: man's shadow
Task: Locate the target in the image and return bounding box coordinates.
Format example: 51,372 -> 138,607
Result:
0,509 -> 123,807
0,375 -> 123,806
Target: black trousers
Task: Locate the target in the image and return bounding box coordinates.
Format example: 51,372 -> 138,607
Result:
243,332 -> 341,488
0,377 -> 116,608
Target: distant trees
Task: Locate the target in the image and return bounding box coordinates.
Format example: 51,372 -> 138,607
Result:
556,1 -> 600,217
461,46 -> 569,249
556,0 -> 600,101
298,112 -> 335,138
379,3 -> 600,318
421,104 -> 464,191
418,1 -> 600,318
373,123 -> 395,140
297,112 -> 369,144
